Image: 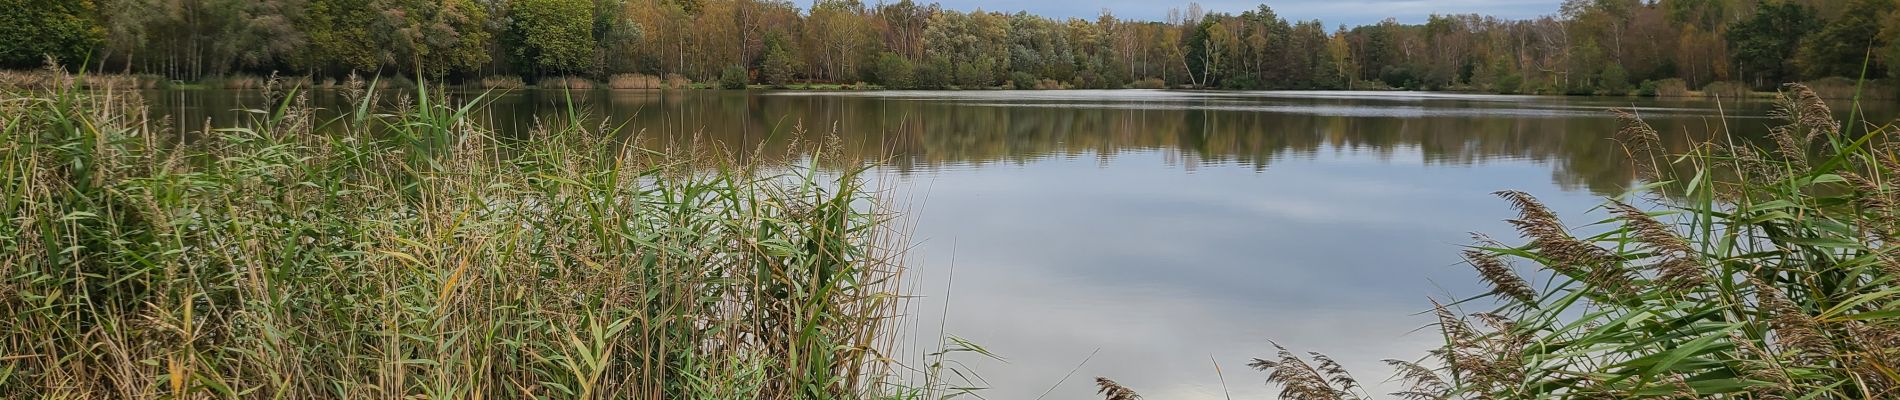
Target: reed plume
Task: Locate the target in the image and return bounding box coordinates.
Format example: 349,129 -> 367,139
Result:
1494,190 -> 1629,295
1463,249 -> 1535,303
1607,200 -> 1705,292
1263,92 -> 1900,400
1382,359 -> 1449,400
0,77 -> 910,399
1095,377 -> 1142,400
1612,108 -> 1665,180
1775,83 -> 1839,140
1249,342 -> 1365,400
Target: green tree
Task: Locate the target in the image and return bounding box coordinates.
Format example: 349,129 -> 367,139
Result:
1726,2 -> 1818,86
911,57 -> 949,89
867,52 -> 913,88
0,0 -> 105,68
759,32 -> 800,86
508,0 -> 595,76
416,0 -> 492,76
1886,10 -> 1900,79
1798,0 -> 1894,79
234,0 -> 310,73
305,0 -> 381,72
720,64 -> 748,89
1598,63 -> 1630,94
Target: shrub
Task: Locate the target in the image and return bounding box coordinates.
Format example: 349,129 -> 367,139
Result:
1597,63 -> 1630,94
954,62 -> 991,89
1008,71 -> 1036,89
911,61 -> 947,90
868,53 -> 912,89
1131,78 -> 1167,89
1493,74 -> 1524,94
1379,64 -> 1423,89
1070,70 -> 1103,89
719,65 -> 748,89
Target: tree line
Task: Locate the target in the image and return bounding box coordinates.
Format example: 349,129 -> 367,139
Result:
3,0 -> 1898,92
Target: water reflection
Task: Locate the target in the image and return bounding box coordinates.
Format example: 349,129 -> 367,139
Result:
148,89 -> 1875,197
144,90 -> 1895,399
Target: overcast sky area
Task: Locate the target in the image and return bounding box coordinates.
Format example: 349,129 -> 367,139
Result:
915,0 -> 1565,27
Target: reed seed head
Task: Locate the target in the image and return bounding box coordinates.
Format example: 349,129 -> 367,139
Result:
1464,250 -> 1536,303
1095,377 -> 1142,400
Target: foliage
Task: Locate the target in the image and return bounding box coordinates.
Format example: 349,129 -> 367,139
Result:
304,0 -> 380,72
1598,63 -> 1630,94
1727,2 -> 1820,87
759,32 -> 801,87
15,0 -> 1900,94
910,58 -> 948,89
867,52 -> 913,88
720,65 -> 748,89
1799,0 -> 1895,80
300,0 -> 490,77
508,0 -> 596,76
1009,71 -> 1036,89
0,0 -> 104,68
0,75 -> 909,399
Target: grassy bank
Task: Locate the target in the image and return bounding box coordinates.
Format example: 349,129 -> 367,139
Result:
0,75 -> 913,398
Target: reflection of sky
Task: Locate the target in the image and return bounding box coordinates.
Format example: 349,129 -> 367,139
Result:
147,88 -> 1896,398
773,89 -> 1761,118
881,147 -> 1609,399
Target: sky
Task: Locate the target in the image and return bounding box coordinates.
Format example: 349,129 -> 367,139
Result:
914,0 -> 1565,27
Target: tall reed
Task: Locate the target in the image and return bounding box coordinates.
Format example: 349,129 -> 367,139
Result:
1267,84 -> 1900,399
0,73 -> 908,399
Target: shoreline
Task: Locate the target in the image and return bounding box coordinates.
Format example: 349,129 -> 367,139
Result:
4,69 -> 1893,101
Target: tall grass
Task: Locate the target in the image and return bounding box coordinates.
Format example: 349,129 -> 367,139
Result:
1231,85 -> 1900,399
0,73 -> 910,399
1076,83 -> 1900,400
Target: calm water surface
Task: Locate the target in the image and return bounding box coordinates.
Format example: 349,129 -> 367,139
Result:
150,89 -> 1897,399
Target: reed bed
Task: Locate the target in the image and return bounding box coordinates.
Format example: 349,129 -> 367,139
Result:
1646,78 -> 1691,97
1804,77 -> 1899,101
541,76 -> 597,90
1091,84 -> 1900,400
479,75 -> 526,90
607,74 -> 664,90
0,74 -> 910,399
0,68 -> 163,90
1252,86 -> 1900,399
1699,81 -> 1757,101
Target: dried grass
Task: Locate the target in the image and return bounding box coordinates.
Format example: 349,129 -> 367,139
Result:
541,75 -> 596,90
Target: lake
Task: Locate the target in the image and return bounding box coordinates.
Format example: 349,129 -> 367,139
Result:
146,88 -> 1896,399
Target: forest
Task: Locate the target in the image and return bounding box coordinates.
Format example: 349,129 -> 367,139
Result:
2,0 -> 1898,94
